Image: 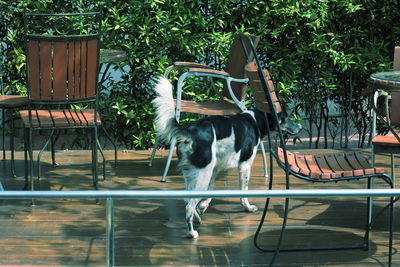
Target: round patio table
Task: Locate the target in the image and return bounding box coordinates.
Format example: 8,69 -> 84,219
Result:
368,71 -> 400,141
100,49 -> 127,64
98,49 -> 127,166
369,70 -> 400,182
369,70 -> 400,91
99,49 -> 128,85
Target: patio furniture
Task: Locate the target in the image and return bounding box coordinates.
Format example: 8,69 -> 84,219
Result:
0,55 -> 29,178
242,37 -> 394,266
148,34 -> 269,182
34,49 -> 123,177
370,46 -> 400,181
20,12 -> 105,190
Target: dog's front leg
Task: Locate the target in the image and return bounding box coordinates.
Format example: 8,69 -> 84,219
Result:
186,198 -> 200,238
183,164 -> 215,238
239,166 -> 258,212
197,171 -> 218,215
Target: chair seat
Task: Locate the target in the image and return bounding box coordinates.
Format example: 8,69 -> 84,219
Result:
177,99 -> 242,116
277,147 -> 385,180
0,95 -> 29,108
372,130 -> 400,155
20,109 -> 101,128
372,129 -> 400,145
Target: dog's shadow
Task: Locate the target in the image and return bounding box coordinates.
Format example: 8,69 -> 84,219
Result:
53,197 -> 388,266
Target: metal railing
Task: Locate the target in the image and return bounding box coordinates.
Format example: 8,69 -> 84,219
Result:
1,188 -> 399,267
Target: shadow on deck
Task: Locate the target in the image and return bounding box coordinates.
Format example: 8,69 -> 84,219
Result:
0,148 -> 398,266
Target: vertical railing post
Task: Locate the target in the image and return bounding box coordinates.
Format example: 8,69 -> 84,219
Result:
106,197 -> 115,267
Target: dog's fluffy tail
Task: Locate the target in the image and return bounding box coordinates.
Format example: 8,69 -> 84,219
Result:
152,77 -> 187,144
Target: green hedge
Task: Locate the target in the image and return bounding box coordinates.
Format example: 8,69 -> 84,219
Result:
1,0 -> 399,149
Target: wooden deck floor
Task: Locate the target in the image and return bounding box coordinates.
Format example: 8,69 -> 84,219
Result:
0,148 -> 399,266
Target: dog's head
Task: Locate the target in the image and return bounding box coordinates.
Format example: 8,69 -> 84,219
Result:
254,109 -> 302,138
276,112 -> 302,136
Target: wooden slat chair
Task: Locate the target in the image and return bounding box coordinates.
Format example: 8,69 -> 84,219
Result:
0,56 -> 29,178
149,34 -> 269,182
244,55 -> 394,266
19,12 -> 105,191
371,46 -> 400,180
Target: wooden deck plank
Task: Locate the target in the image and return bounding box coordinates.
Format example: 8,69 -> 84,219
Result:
0,148 -> 398,266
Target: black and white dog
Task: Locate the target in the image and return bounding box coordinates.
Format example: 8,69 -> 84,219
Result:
152,77 -> 300,238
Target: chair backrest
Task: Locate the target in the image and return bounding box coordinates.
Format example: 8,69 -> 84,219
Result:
222,34 -> 260,101
0,45 -> 4,95
245,61 -> 282,114
27,36 -> 99,101
0,61 -> 3,95
389,47 -> 400,126
25,12 -> 101,103
394,46 -> 400,71
390,92 -> 400,126
241,34 -> 288,160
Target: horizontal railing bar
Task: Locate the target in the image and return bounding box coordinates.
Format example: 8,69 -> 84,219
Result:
1,189 -> 400,199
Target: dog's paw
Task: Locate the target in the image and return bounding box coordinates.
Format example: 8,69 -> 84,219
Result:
187,230 -> 199,239
245,205 -> 258,213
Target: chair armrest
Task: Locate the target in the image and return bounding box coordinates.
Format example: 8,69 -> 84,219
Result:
187,68 -> 230,77
373,91 -> 400,143
174,62 -> 212,69
184,68 -> 248,111
164,62 -> 212,78
372,90 -> 390,137
174,70 -> 249,121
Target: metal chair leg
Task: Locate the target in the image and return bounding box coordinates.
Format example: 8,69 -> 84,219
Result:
23,128 -> 28,190
102,126 -> 117,168
259,141 -> 268,178
160,138 -> 176,183
1,108 -> 17,177
10,111 -> 15,177
365,178 -> 372,250
148,138 -> 159,167
388,195 -> 394,267
92,127 -> 99,189
51,133 -> 57,168
29,128 -> 34,192
391,153 -> 395,185
2,108 -> 5,160
37,130 -> 55,179
28,127 -> 35,206
97,138 -> 106,180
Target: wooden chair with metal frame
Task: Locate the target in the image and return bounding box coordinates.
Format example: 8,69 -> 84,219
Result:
242,34 -> 394,267
371,46 -> 400,181
0,52 -> 29,178
20,12 -> 105,191
148,33 -> 269,182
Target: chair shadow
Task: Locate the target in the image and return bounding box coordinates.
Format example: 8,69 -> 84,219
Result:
239,228 -> 382,267
272,197 -> 399,230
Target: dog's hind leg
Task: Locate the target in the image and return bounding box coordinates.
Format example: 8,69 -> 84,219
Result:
239,164 -> 258,212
